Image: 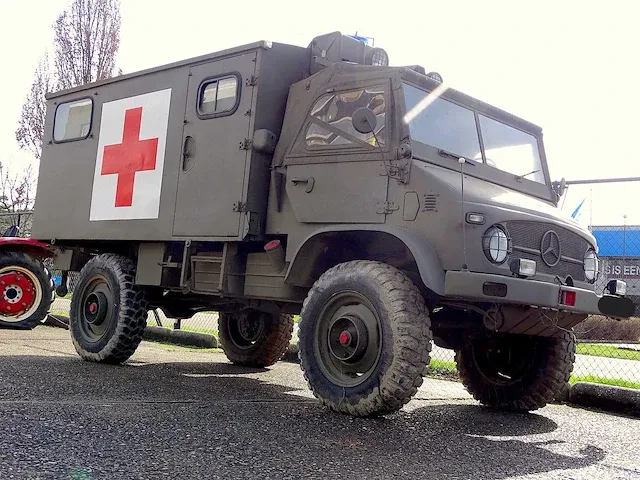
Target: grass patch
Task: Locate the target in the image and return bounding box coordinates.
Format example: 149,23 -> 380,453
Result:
569,374 -> 640,390
576,343 -> 640,361
425,359 -> 459,381
178,325 -> 218,336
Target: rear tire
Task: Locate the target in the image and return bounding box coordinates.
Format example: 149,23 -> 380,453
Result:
0,252 -> 54,330
298,260 -> 432,417
69,254 -> 148,364
218,310 -> 294,367
455,330 -> 575,411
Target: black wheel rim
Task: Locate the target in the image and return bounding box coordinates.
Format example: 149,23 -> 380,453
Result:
471,334 -> 537,386
314,291 -> 382,388
227,311 -> 265,350
77,274 -> 114,344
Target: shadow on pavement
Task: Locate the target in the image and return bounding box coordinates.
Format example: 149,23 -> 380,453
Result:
0,355 -> 608,479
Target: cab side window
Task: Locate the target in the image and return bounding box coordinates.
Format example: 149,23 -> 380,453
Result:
305,87 -> 386,148
53,98 -> 93,142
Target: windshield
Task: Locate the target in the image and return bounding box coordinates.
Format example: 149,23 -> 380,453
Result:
403,83 -> 546,184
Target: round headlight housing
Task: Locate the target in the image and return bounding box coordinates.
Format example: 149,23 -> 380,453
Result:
482,225 -> 510,264
584,248 -> 598,282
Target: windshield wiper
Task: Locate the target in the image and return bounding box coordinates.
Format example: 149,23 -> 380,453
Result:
438,149 -> 475,165
515,169 -> 540,181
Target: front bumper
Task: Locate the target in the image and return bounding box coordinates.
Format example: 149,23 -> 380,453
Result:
444,271 -> 636,318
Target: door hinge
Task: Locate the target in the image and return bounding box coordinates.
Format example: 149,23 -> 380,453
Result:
245,75 -> 258,86
233,201 -> 247,212
380,160 -> 410,183
376,201 -> 399,214
239,138 -> 252,150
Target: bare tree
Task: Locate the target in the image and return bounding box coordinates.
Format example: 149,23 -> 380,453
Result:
15,0 -> 121,160
15,54 -> 53,161
0,163 -> 36,213
53,0 -> 121,90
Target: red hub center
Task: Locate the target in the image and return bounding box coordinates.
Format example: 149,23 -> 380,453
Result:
89,303 -> 97,314
0,271 -> 36,315
339,331 -> 352,346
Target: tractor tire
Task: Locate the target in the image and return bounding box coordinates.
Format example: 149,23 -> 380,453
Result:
218,310 -> 294,367
455,330 -> 575,411
298,260 -> 432,417
0,251 -> 55,330
69,253 -> 148,364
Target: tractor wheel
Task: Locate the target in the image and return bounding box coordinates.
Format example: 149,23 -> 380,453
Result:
455,330 -> 575,411
69,253 -> 148,364
0,252 -> 55,330
298,260 -> 432,417
218,310 -> 294,367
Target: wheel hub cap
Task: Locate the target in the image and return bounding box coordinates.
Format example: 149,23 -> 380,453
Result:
328,314 -> 369,362
0,272 -> 35,314
84,292 -> 108,326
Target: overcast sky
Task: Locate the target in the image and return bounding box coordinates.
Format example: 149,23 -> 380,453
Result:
1,0 -> 638,225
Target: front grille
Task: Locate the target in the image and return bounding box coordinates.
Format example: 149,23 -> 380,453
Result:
504,220 -> 592,281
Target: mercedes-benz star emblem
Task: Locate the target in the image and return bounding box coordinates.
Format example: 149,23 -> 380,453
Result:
540,230 -> 561,267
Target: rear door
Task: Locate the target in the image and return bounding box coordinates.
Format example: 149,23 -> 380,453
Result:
173,52 -> 257,237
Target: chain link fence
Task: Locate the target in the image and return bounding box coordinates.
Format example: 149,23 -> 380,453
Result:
4,209 -> 639,389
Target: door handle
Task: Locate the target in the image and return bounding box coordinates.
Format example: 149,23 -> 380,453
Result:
182,136 -> 194,171
290,176 -> 314,193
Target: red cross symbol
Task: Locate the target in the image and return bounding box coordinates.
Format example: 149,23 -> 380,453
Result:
101,107 -> 159,207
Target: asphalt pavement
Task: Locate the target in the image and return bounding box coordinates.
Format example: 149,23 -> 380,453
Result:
0,327 -> 638,480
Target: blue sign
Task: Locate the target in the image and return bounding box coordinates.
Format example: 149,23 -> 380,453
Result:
591,226 -> 640,257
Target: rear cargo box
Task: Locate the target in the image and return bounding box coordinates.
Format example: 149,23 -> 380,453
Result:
32,40 -> 308,244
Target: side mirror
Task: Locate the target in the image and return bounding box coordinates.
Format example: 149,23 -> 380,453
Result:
352,107 -> 377,134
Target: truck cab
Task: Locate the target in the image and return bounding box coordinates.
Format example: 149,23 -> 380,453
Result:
33,31 -> 633,417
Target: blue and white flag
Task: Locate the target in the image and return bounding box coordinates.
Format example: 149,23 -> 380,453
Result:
571,196 -> 589,227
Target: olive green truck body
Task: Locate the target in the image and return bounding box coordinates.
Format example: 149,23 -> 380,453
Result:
30,32 -> 633,416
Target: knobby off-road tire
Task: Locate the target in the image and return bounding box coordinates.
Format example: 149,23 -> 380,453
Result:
70,254 -> 148,364
298,260 -> 432,417
455,330 -> 575,411
218,311 -> 294,367
0,252 -> 55,330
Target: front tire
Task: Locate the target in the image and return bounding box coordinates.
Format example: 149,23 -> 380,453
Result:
0,252 -> 55,330
455,330 -> 575,411
69,254 -> 148,364
218,310 -> 294,367
298,260 -> 432,417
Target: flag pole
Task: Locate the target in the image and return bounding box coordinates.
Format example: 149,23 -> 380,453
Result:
589,188 -> 593,231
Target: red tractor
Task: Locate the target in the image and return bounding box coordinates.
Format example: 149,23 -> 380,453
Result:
0,235 -> 55,330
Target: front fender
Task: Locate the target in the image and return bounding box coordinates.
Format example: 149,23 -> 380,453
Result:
285,225 -> 445,295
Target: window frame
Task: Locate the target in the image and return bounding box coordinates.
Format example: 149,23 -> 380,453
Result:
476,112 -> 546,184
302,83 -> 391,155
195,72 -> 242,120
401,79 -> 554,202
52,96 -> 94,144
403,84 -> 484,163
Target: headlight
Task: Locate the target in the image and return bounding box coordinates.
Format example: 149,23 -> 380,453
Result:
584,248 -> 598,282
482,226 -> 510,264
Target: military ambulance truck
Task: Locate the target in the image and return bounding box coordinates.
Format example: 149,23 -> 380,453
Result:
28,31 -> 633,417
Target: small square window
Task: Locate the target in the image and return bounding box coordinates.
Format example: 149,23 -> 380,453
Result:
53,98 -> 93,142
198,76 -> 238,116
